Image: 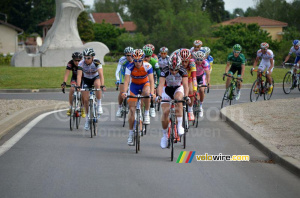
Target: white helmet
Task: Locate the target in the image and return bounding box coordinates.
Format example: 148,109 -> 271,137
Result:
193,51 -> 206,61
168,54 -> 182,70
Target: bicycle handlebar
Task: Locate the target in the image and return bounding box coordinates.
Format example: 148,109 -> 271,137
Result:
127,95 -> 151,99
62,84 -> 78,94
198,84 -> 210,93
223,73 -> 242,82
161,99 -> 186,104
80,88 -> 102,92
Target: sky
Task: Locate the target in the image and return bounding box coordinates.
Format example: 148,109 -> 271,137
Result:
83,0 -> 294,13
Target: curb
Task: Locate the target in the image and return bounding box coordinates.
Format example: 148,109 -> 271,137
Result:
0,83 -> 283,93
220,107 -> 300,177
0,102 -> 68,140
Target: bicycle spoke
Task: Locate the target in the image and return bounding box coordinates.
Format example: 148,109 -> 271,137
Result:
283,71 -> 293,94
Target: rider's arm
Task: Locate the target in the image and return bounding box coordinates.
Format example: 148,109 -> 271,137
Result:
123,74 -> 130,95
269,58 -> 274,72
157,77 -> 165,97
225,61 -> 231,73
98,68 -> 105,86
283,54 -> 291,64
154,63 -> 160,84
191,71 -> 197,92
182,77 -> 189,97
205,69 -> 210,86
77,70 -> 82,87
241,64 -> 245,78
63,69 -> 70,84
148,73 -> 155,96
253,56 -> 259,68
115,63 -> 122,81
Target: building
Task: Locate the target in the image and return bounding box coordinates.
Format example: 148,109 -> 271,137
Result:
38,12 -> 137,39
0,20 -> 23,54
218,16 -> 288,41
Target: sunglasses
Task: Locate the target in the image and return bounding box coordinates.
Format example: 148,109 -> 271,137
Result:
182,60 -> 189,63
196,58 -> 203,61
84,57 -> 92,60
233,51 -> 240,54
73,59 -> 81,62
170,69 -> 179,72
145,56 -> 151,58
126,54 -> 132,57
161,53 -> 167,55
134,59 -> 143,63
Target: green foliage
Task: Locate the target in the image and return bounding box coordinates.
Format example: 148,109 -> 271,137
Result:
0,54 -> 12,65
78,11 -> 95,42
212,23 -> 276,64
117,33 -> 148,51
94,0 -> 130,21
93,22 -> 125,51
202,0 -> 228,23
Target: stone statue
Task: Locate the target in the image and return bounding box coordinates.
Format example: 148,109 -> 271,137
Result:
12,0 -> 109,67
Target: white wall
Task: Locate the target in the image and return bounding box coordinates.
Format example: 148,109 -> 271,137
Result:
0,25 -> 18,54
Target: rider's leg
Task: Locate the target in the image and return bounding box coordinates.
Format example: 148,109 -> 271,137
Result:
174,89 -> 184,135
160,103 -> 170,148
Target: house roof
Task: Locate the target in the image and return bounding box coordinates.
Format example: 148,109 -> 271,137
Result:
120,21 -> 137,32
219,16 -> 288,27
38,18 -> 55,26
0,20 -> 23,32
90,13 -> 123,25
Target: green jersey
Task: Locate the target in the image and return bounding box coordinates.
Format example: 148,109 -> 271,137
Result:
148,57 -> 160,84
227,53 -> 246,67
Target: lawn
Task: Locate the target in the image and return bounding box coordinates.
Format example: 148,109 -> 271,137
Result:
0,63 -> 290,89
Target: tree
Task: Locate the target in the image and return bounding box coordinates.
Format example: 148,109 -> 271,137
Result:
94,0 -> 130,21
202,0 -> 227,23
78,11 -> 95,42
232,8 -> 244,18
93,22 -> 125,51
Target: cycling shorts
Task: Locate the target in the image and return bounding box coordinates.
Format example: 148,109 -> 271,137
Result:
128,82 -> 150,102
82,76 -> 100,89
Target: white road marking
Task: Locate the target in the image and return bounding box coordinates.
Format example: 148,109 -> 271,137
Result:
0,109 -> 66,157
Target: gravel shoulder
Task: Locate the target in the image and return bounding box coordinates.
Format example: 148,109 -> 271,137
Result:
222,97 -> 300,161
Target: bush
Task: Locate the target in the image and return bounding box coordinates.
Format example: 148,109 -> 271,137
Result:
0,54 -> 12,65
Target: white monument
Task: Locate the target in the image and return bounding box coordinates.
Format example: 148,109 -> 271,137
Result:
11,0 -> 109,67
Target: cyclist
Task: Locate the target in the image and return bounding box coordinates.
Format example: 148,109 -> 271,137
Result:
115,47 -> 134,117
190,40 -> 203,53
76,48 -> 106,131
121,49 -> 155,146
156,53 -> 189,149
203,47 -> 214,73
145,44 -> 158,60
61,52 -> 85,118
179,49 -> 197,121
143,46 -> 160,117
282,40 -> 300,88
252,42 -> 274,94
158,47 -> 169,70
224,44 -> 245,100
193,51 -> 210,117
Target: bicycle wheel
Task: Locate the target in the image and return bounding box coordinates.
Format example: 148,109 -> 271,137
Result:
221,87 -> 231,108
264,78 -> 274,100
70,98 -> 76,131
89,100 -> 93,138
283,71 -> 293,94
192,102 -> 198,126
93,104 -> 98,136
157,101 -> 161,112
182,107 -> 187,149
250,80 -> 260,102
135,110 -> 140,153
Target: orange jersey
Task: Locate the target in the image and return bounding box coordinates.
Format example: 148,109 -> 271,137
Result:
125,61 -> 153,84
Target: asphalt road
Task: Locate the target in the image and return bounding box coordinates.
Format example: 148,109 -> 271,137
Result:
0,87 -> 299,198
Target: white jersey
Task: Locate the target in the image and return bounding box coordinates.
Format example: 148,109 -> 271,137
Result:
78,58 -> 102,79
158,56 -> 169,70
256,49 -> 274,60
288,46 -> 300,57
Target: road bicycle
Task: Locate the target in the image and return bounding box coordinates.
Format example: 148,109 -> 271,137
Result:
127,92 -> 150,153
282,63 -> 300,94
221,73 -> 242,108
192,84 -> 209,128
62,84 -> 82,131
250,69 -> 274,102
81,87 -> 101,138
161,99 -> 187,161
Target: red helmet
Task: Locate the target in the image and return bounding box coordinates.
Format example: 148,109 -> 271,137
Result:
179,49 -> 191,61
168,54 -> 182,70
260,42 -> 269,49
193,40 -> 202,47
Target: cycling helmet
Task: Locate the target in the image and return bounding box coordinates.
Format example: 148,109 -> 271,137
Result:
193,51 -> 206,61
160,47 -> 169,53
179,49 -> 191,60
293,40 -> 300,46
233,44 -> 242,52
260,42 -> 269,49
193,40 -> 202,47
72,52 -> 83,59
143,47 -> 153,56
145,44 -> 155,52
203,47 -> 211,55
124,46 -> 134,54
132,49 -> 145,60
83,48 -> 95,56
168,54 -> 182,70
